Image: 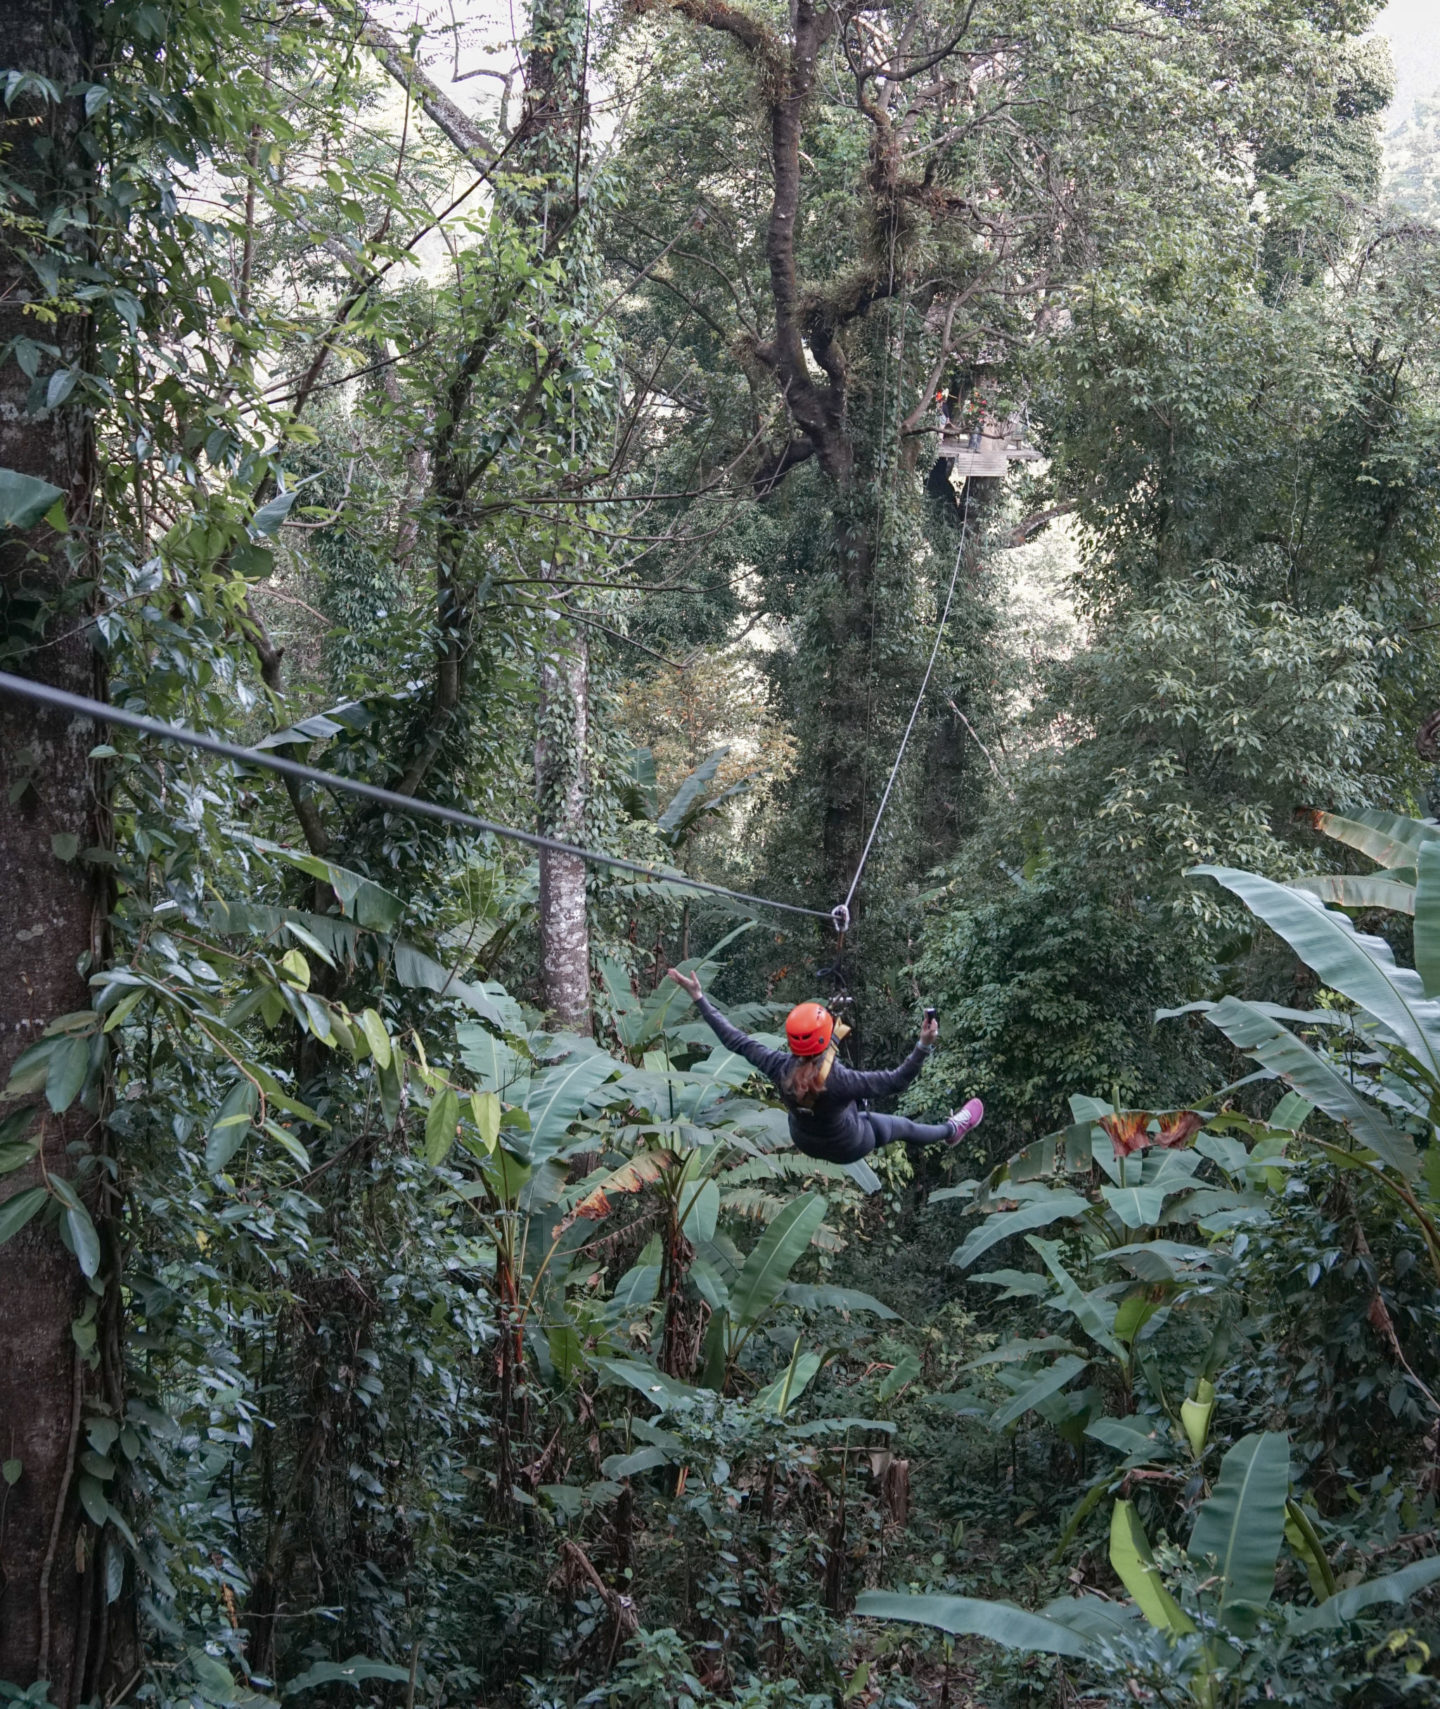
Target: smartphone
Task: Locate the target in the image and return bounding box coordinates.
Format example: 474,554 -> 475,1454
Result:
924,1006 -> 937,1022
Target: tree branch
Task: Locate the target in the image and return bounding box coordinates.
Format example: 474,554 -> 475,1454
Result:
1004,502 -> 1073,548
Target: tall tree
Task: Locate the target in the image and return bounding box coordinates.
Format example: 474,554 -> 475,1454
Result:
520,0 -> 597,1032
603,0 -> 1374,1035
0,3 -> 109,1696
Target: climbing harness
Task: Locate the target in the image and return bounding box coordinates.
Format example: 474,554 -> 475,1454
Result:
0,673 -> 834,924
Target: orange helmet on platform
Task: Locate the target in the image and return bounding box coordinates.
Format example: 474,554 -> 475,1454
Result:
785,1002 -> 834,1057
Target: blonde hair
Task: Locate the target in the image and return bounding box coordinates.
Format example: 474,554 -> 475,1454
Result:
786,1046 -> 836,1107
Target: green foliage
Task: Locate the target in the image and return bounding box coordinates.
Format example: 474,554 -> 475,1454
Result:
3,3 -> 1440,1708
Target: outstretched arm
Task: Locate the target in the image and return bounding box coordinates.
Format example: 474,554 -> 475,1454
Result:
666,968 -> 792,1080
830,1014 -> 938,1101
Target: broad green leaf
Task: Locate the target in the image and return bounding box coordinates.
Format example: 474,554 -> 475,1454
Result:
0,1139 -> 37,1176
656,747 -> 729,836
844,1156 -> 883,1194
1308,809 -> 1440,871
788,1415 -> 896,1438
478,1146 -> 530,1205
1110,1500 -> 1194,1635
522,1048 -> 624,1157
877,1352 -> 921,1403
425,1087 -> 460,1165
1287,1554 -> 1440,1634
755,1342 -> 823,1415
261,1120 -> 311,1170
4,1036 -> 63,1097
205,1080 -> 259,1173
1191,867 -> 1440,1079
951,1191 -> 1091,1269
470,1090 -> 500,1152
260,842 -> 405,933
854,1592 -> 1091,1659
679,1177 -> 719,1243
282,919 -> 336,969
610,1260 -> 661,1312
1290,874 -> 1415,915
45,1035 -> 90,1113
1187,1430 -> 1289,1638
1203,996 -> 1417,1178
1029,1239 -> 1123,1359
252,486 -> 300,536
1102,1182 -> 1171,1228
358,1008 -> 392,1069
283,1655 -> 412,1695
594,1356 -> 698,1411
1284,1500 -> 1335,1601
456,1021 -> 524,1098
1268,1092 -> 1312,1132
391,942 -> 503,1028
727,1191 -> 827,1335
601,1446 -> 671,1478
77,1473 -> 111,1526
780,1283 -> 898,1319
65,1204 -> 100,1278
1416,841 -> 1440,997
1085,1415 -> 1167,1460
991,1355 -> 1088,1430
0,467 -> 65,530
0,1186 -> 47,1246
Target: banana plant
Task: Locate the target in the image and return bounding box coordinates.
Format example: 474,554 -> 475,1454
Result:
1174,808 -> 1440,1280
937,1094 -> 1283,1436
858,1428 -> 1440,1707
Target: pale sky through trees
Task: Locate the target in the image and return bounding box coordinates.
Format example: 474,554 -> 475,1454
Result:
1379,0 -> 1440,120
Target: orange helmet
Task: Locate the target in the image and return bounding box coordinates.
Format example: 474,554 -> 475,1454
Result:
785,1002 -> 834,1057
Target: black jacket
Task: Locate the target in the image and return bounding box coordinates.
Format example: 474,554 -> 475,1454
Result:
694,995 -> 931,1164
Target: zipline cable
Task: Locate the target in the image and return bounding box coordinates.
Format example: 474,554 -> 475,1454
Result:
0,672 -> 835,923
831,498 -> 971,934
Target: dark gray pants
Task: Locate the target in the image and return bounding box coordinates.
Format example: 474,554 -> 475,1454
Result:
862,1112 -> 953,1152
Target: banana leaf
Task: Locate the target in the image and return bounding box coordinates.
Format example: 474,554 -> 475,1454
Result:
1286,1553 -> 1440,1634
754,1342 -> 823,1415
1290,874 -> 1416,915
1202,997 -> 1418,1179
727,1191 -> 828,1335
1416,841 -> 1440,997
1191,866 -> 1440,1079
780,1283 -> 898,1319
950,1189 -> 1092,1269
1308,809 -> 1440,871
991,1354 -> 1088,1430
1187,1430 -> 1289,1639
1110,1499 -> 1194,1634
522,1049 -> 626,1157
854,1592 -> 1091,1659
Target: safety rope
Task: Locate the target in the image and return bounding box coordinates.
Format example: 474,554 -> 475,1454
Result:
0,672 -> 834,923
830,498 -> 971,936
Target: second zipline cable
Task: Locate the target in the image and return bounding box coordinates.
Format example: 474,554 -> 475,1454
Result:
833,500 -> 971,930
0,673 -> 834,924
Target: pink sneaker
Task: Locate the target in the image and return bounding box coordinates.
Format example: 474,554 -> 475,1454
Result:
946,1099 -> 984,1143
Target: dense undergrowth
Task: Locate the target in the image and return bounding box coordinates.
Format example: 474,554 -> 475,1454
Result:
4,0 -> 1440,1705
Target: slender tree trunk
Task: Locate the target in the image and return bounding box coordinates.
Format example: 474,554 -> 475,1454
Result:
523,0 -> 594,1032
0,3 -> 111,1698
536,622 -> 592,1031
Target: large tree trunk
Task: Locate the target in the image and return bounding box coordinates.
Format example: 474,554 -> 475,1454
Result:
0,2 -> 113,1699
536,624 -> 592,1032
523,0 -> 594,1032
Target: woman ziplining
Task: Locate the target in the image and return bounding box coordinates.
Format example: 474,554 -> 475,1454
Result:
666,968 -> 984,1165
